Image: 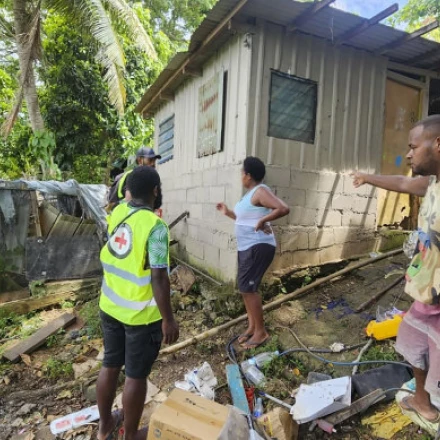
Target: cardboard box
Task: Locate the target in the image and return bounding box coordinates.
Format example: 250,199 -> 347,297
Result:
257,408 -> 299,440
147,389 -> 230,440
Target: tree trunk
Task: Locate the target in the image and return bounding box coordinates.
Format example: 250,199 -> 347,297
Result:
13,0 -> 45,132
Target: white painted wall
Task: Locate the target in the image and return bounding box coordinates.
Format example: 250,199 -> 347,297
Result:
153,35 -> 252,280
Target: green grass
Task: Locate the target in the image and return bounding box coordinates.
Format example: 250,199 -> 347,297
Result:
78,299 -> 102,339
43,357 -> 74,379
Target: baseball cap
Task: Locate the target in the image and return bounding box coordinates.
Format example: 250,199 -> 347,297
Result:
136,146 -> 161,160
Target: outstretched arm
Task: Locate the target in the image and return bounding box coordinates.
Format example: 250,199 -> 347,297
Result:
351,172 -> 429,197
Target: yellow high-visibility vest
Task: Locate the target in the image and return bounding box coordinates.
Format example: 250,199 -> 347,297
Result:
117,169 -> 133,200
99,202 -> 165,325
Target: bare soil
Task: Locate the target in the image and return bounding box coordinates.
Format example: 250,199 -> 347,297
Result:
0,252 -> 433,439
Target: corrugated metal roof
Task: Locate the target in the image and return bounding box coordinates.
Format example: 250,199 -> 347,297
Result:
136,0 -> 440,116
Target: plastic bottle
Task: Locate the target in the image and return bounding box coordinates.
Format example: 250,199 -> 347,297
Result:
242,359 -> 265,386
253,397 -> 264,418
252,351 -> 280,368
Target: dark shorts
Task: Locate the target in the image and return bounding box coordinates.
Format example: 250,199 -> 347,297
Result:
237,244 -> 276,293
100,311 -> 162,379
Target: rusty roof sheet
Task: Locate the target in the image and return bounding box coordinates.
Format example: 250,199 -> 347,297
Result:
136,0 -> 440,116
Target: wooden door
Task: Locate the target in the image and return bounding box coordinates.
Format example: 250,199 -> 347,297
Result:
377,79 -> 420,228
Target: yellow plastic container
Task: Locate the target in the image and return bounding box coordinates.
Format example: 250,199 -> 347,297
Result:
365,314 -> 403,340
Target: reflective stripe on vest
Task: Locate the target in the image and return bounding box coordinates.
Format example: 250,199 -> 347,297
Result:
99,203 -> 165,325
117,169 -> 133,200
101,279 -> 157,310
101,262 -> 151,286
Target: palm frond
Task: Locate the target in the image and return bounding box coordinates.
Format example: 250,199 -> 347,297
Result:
104,0 -> 157,59
97,47 -> 126,115
0,12 -> 15,42
47,0 -> 127,113
2,6 -> 41,137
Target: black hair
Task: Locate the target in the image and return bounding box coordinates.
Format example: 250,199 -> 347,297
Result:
127,166 -> 161,204
243,156 -> 266,182
414,115 -> 440,140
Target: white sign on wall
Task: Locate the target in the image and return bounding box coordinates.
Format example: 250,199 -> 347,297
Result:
197,71 -> 224,157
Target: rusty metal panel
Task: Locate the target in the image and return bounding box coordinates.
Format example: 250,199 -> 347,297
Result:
196,71 -> 225,157
376,79 -> 420,227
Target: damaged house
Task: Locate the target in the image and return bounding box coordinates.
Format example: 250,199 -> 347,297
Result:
0,180 -> 107,309
136,0 -> 440,282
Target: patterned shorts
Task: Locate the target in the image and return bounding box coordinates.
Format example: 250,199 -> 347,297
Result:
395,303 -> 440,399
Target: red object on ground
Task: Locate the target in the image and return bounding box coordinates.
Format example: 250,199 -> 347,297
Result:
245,386 -> 255,412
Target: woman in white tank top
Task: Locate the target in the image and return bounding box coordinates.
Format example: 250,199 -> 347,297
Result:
216,157 -> 289,349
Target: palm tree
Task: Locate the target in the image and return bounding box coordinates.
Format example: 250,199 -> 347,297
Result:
1,0 -> 157,136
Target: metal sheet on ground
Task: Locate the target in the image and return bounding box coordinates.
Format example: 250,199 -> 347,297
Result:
26,236 -> 102,281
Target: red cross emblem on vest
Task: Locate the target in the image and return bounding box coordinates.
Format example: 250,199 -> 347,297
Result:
108,224 -> 132,258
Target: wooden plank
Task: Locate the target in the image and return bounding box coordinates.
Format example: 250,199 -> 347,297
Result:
73,220 -> 98,236
43,277 -> 102,295
378,20 -> 439,55
0,289 -> 29,304
47,214 -> 81,238
287,0 -> 335,32
29,191 -> 42,237
3,313 -> 76,362
226,364 -> 250,414
38,202 -> 59,237
0,292 -> 77,315
323,389 -> 385,426
335,4 -> 398,46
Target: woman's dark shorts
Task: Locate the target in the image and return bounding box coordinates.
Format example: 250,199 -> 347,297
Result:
100,311 -> 162,379
237,243 -> 276,293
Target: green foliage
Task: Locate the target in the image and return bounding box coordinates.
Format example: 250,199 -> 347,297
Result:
43,357 -> 74,379
46,329 -> 66,347
390,0 -> 440,42
79,299 -> 102,339
28,129 -> 61,179
0,310 -> 22,340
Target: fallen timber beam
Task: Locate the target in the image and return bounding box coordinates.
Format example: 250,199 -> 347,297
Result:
160,248 -> 403,355
354,273 -> 405,313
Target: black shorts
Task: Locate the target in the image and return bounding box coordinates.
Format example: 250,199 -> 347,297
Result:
237,244 -> 276,293
100,311 -> 162,379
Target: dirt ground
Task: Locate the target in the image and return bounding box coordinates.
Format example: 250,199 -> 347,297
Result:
0,251 -> 435,440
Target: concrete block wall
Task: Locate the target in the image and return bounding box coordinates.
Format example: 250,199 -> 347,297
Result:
161,164 -> 243,282
266,167 -> 379,274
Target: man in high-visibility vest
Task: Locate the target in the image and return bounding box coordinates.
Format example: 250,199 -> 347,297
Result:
97,166 -> 178,440
107,147 -> 162,211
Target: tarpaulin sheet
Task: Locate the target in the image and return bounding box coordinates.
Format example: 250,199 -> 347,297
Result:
18,179 -> 108,232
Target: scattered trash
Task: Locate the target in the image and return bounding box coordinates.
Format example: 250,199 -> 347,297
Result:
315,419 -> 336,433
366,313 -> 404,340
241,358 -> 265,387
291,376 -> 352,423
147,388 -> 248,440
175,362 -> 218,400
376,305 -> 403,322
114,380 -> 159,409
50,405 -> 100,435
257,408 -> 299,440
369,252 -> 381,258
253,397 -> 264,418
249,351 -> 279,368
361,402 -> 412,439
226,364 -> 250,413
329,342 -> 345,353
352,364 -> 412,402
384,269 -> 405,279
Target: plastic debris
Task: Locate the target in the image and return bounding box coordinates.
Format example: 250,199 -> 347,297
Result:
361,402 -> 412,439
291,377 -> 351,424
329,342 -> 345,353
174,362 -> 218,400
